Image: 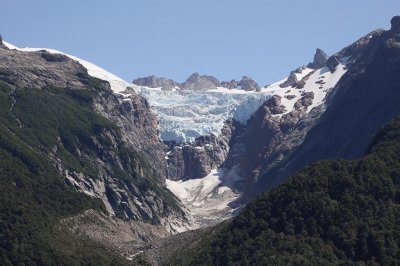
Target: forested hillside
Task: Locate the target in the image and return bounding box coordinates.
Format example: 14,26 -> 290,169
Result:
173,117 -> 400,265
0,80 -> 125,264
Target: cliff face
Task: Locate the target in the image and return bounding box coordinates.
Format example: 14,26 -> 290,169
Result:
166,120 -> 234,181
0,45 -> 191,232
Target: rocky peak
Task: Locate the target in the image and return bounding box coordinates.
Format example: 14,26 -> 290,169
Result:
220,76 -> 260,91
181,72 -> 220,90
326,55 -> 340,72
132,75 -> 178,90
391,16 -> 400,33
279,71 -> 298,88
307,48 -> 328,69
238,76 -> 260,91
186,72 -> 200,82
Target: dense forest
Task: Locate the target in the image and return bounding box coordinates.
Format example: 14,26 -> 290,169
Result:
173,117 -> 400,265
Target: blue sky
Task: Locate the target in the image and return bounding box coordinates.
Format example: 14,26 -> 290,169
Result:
1,0 -> 399,85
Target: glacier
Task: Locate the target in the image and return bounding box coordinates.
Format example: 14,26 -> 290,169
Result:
134,87 -> 272,143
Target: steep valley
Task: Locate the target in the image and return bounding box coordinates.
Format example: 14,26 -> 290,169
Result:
1,15 -> 400,266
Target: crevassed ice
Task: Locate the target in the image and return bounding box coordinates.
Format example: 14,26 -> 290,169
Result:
135,87 -> 271,143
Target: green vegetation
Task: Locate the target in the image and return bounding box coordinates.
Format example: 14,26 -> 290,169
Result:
0,74 -> 177,264
0,90 -> 124,264
174,117 -> 400,265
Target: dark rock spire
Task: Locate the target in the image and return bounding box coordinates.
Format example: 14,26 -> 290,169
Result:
307,48 -> 328,69
391,16 -> 400,33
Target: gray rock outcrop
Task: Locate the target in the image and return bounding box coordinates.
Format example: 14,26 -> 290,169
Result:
294,92 -> 314,111
307,48 -> 328,69
238,76 -> 260,91
221,79 -> 239,89
180,72 -> 220,90
279,71 -> 298,88
391,16 -> 400,33
220,76 -> 260,91
132,75 -> 178,90
166,120 -> 234,181
326,55 -> 340,72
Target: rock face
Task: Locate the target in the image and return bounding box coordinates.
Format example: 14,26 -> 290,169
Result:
240,17 -> 400,201
307,48 -> 328,69
220,76 -> 260,91
326,55 -> 341,72
279,71 -> 298,88
132,75 -> 178,90
0,46 -> 190,231
391,16 -> 400,33
166,120 -> 234,181
221,79 -> 239,89
232,95 -> 322,196
294,92 -> 314,111
180,72 -> 220,90
238,76 -> 260,91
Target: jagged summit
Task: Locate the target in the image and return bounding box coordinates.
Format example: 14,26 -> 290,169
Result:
307,48 -> 328,69
238,76 -> 260,91
132,75 -> 178,90
391,16 -> 400,33
133,72 -> 261,92
181,72 -> 220,90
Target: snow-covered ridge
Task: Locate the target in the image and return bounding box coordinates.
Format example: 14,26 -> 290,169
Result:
3,41 -> 130,93
262,58 -> 350,116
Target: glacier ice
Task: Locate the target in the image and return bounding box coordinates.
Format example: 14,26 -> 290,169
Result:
134,87 -> 272,143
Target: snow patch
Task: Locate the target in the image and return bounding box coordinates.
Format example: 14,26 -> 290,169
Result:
262,59 -> 349,116
166,168 -> 243,228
